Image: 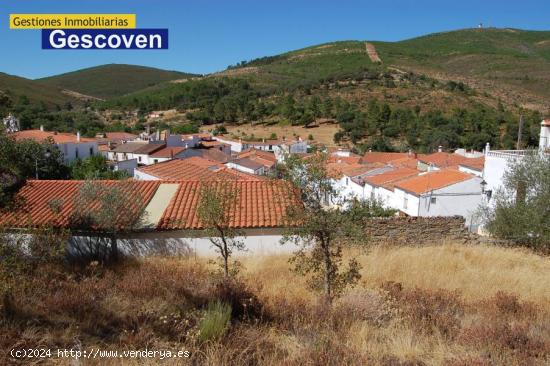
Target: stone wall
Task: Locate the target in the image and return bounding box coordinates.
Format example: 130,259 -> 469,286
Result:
363,216 -> 476,246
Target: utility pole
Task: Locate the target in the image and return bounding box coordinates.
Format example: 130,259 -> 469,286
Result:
516,114 -> 524,150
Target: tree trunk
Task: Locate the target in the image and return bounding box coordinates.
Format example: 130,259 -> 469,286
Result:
110,234 -> 119,263
322,238 -> 332,306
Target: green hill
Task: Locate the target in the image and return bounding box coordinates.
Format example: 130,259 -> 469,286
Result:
38,64 -> 199,100
371,28 -> 550,110
0,72 -> 72,107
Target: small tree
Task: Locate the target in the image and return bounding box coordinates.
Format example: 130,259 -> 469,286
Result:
280,153 -> 385,305
70,155 -> 128,180
69,180 -> 148,263
196,182 -> 245,277
482,153 -> 550,252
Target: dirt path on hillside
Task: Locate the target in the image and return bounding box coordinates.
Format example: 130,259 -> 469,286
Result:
365,42 -> 382,63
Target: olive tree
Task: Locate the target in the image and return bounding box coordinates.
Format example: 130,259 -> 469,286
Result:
69,180 -> 148,263
280,153 -> 390,305
196,182 -> 245,277
482,153 -> 550,252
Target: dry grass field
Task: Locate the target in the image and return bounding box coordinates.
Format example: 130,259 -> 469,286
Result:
1,243 -> 549,365
205,121 -> 341,147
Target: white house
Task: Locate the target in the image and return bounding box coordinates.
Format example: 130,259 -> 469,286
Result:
12,128 -> 98,163
226,157 -> 265,175
483,120 -> 550,198
393,169 -> 483,226
1,179 -> 298,257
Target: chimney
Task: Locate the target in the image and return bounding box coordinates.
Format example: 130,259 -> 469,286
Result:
438,145 -> 443,153
485,142 -> 490,156
170,149 -> 174,159
77,131 -> 81,142
40,125 -> 44,132
146,124 -> 151,135
408,149 -> 412,157
156,129 -> 160,141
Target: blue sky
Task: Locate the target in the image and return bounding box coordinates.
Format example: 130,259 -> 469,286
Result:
2,0 -> 549,79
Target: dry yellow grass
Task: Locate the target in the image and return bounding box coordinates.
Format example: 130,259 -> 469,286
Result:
359,243 -> 550,306
205,122 -> 341,147
3,242 -> 549,365
240,242 -> 550,309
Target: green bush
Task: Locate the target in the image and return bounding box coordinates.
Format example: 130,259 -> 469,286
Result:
199,301 -> 231,343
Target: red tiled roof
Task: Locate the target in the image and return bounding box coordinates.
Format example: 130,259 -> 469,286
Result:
417,152 -> 480,169
12,130 -> 95,144
394,170 -> 474,196
0,180 -> 160,229
201,140 -> 228,148
158,180 -> 297,230
389,157 -> 419,169
1,179 -> 298,231
238,148 -> 277,162
365,168 -> 419,189
150,146 -> 186,158
237,148 -> 277,169
458,157 -> 485,171
328,154 -> 363,165
360,152 -> 409,164
137,157 -> 262,181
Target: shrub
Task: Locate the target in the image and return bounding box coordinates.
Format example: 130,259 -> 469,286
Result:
199,301 -> 231,343
381,282 -> 464,338
213,279 -> 266,321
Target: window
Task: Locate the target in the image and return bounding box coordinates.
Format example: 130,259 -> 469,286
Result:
403,196 -> 408,209
75,148 -> 79,159
89,147 -> 94,156
269,145 -> 272,150
154,159 -> 158,164
138,156 -> 142,162
345,178 -> 349,185
430,197 -> 437,204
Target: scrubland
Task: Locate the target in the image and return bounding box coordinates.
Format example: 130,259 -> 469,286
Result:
1,243 -> 549,365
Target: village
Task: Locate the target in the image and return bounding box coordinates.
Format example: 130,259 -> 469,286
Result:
2,113 -> 550,256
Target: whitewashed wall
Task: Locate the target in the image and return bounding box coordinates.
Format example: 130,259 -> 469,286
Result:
60,142 -> 98,162
69,229 -> 300,258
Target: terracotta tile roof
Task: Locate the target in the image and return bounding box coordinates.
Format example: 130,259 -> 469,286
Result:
232,157 -> 264,171
389,157 -> 419,169
0,180 -> 160,229
458,157 -> 485,171
417,152 -> 481,169
237,148 -> 277,169
150,146 -> 186,158
12,130 -> 95,144
112,142 -> 152,153
134,143 -> 166,155
158,180 -> 297,230
364,168 -> 419,190
328,154 -> 363,165
1,179 -> 298,231
360,152 -> 409,164
198,149 -> 231,163
201,140 -> 228,148
238,148 -> 277,163
394,170 -> 475,196
137,157 -> 262,181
